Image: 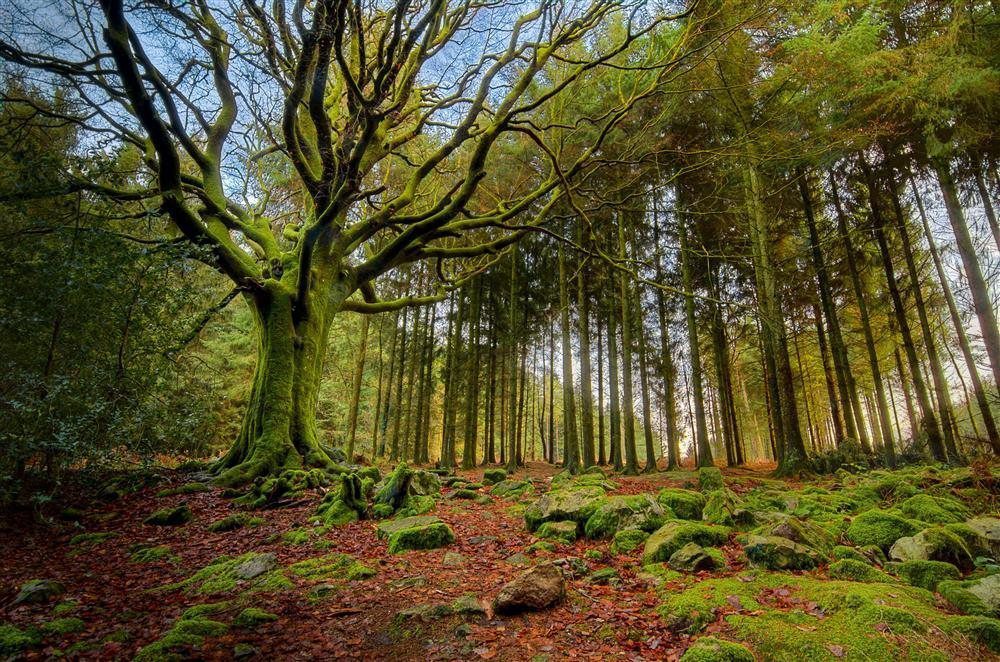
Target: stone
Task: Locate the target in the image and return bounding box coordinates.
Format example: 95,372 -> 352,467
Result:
408,470 -> 441,496
701,489 -> 754,528
537,520 -> 578,543
845,509 -> 919,550
742,535 -> 819,570
492,563 -> 566,615
442,552 -> 467,567
680,636 -> 754,662
642,521 -> 730,564
490,480 -> 533,499
386,521 -> 455,553
14,579 -> 65,605
483,469 -> 507,485
376,515 -> 441,539
611,529 -> 649,554
583,494 -> 668,539
697,467 -> 725,491
668,543 -> 721,573
888,526 -> 974,572
967,517 -> 1000,558
589,568 -> 619,584
234,643 -> 258,658
233,552 -> 278,580
939,574 -> 1000,617
656,489 -> 706,520
897,494 -> 968,524
144,503 -> 193,526
505,552 -> 531,566
468,535 -> 499,545
885,560 -> 961,591
756,515 -> 835,553
524,485 -> 606,531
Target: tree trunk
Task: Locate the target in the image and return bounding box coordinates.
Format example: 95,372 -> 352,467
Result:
558,245 -> 580,473
618,223 -> 640,474
679,215 -> 712,468
577,254 -> 596,468
607,294 -> 623,471
345,314 -> 370,460
214,281 -> 349,485
636,292 -> 658,472
462,281 -> 482,468
974,164 -> 1000,255
596,315 -> 606,465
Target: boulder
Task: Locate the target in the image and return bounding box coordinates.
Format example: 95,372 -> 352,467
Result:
680,636 -> 754,662
491,480 -> 533,499
409,470 -> 442,496
376,515 -> 441,539
483,469 -> 507,485
643,521 -> 730,564
144,504 -> 193,526
656,489 -> 706,520
697,467 -> 725,491
13,579 -> 65,605
668,543 -> 722,572
492,563 -> 566,615
756,515 -> 835,553
939,574 -> 1000,617
702,489 -> 755,528
611,529 -> 649,555
966,517 -> 1000,558
386,521 -> 455,554
897,494 -> 968,524
888,526 -> 974,572
524,485 -> 606,531
743,535 -> 819,570
885,559 -> 960,591
583,494 -> 668,539
233,552 -> 277,580
537,520 -> 578,544
845,509 -> 919,550
827,558 -> 895,583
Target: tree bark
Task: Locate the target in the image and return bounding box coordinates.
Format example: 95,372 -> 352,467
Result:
577,253 -> 596,468
679,215 -> 712,468
558,245 -> 580,473
345,314 -> 370,460
618,223 -> 640,474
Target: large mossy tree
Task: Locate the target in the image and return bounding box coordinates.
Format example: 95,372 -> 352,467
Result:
0,0 -> 706,483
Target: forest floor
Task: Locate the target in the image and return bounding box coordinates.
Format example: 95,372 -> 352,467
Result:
1,460 -> 998,660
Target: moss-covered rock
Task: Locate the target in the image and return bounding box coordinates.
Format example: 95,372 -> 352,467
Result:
491,479 -> 533,499
286,553 -> 376,582
550,470 -> 616,491
527,540 -> 557,554
0,624 -> 41,656
832,545 -> 871,564
669,543 -> 722,573
889,526 -> 974,572
156,482 -> 211,497
537,520 -> 578,543
939,574 -> 1000,617
845,509 -> 919,550
448,488 -> 479,500
394,494 -> 435,517
233,608 -> 278,628
207,513 -> 265,533
897,494 -> 969,524
743,535 -> 819,570
68,531 -> 117,548
374,462 -> 415,513
701,489 -> 754,528
885,560 -> 961,591
130,545 -> 178,564
828,558 -> 895,583
315,472 -> 367,525
376,515 -> 441,539
583,494 -> 668,539
643,521 -> 730,564
40,617 -> 85,635
144,503 -> 194,526
408,470 -> 442,496
966,517 -> 1000,558
755,515 -> 836,554
483,469 -> 507,485
611,529 -> 649,555
133,603 -> 229,662
163,552 -> 290,595
656,488 -> 706,520
524,485 -> 606,532
14,579 -> 65,605
680,636 -> 755,662
698,467 -> 725,492
387,521 -> 455,554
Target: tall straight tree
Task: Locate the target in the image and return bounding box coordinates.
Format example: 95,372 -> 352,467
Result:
558,245 -> 580,473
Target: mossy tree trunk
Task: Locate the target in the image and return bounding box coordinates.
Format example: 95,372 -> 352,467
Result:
214,278 -> 351,486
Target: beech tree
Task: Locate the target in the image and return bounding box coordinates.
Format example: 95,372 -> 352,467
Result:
1,0 -> 701,483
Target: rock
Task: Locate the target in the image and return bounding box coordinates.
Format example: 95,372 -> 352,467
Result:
966,517 -> 1000,558
588,568 -> 619,585
827,558 -> 895,583
451,594 -> 486,616
505,552 -> 531,566
611,529 -> 649,555
523,485 -> 606,531
537,520 -> 578,543
551,556 -> 589,577
233,608 -> 278,628
939,574 -> 1000,617
701,489 -> 754,528
885,559 -> 960,591
234,643 -> 259,659
388,576 -> 426,590
897,494 -> 968,524
14,579 -> 65,605
233,552 -> 278,580
680,636 -> 754,662
697,467 -> 725,491
584,494 -> 668,539
656,489 -> 706,520
756,515 -> 835,553
144,503 -> 193,526
743,535 -> 819,570
669,543 -> 722,572
550,470 -> 616,492
448,489 -> 479,500
845,509 -> 919,550
643,521 -> 730,564
490,480 -> 533,499
376,515 -> 441,539
889,526 -> 974,572
386,521 -> 455,554
492,563 -> 566,615
409,470 -> 442,496
468,535 -> 499,545
483,469 -> 507,485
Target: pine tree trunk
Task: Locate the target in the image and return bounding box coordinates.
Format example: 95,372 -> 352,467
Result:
618,224 -> 640,474
345,314 -> 370,460
607,295 -> 623,471
596,316 -> 606,465
974,165 -> 1000,255
680,215 -> 712,468
577,259 -> 596,468
558,245 -> 580,473
462,282 -> 482,468
636,292 -> 658,472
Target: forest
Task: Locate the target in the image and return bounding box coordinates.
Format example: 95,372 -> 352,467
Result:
0,0 -> 999,659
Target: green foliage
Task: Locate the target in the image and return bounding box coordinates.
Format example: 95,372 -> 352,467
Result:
232,608 -> 278,629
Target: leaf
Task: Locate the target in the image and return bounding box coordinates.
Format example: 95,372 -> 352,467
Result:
826,644 -> 845,657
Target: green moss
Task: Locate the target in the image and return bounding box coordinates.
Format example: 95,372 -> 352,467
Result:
680,636 -> 754,661
938,578 -> 993,616
207,513 -> 264,533
845,509 -> 918,550
640,563 -> 685,585
483,469 -> 507,485
828,559 -> 896,583
131,545 -> 178,564
584,549 -> 603,561
163,552 -> 291,596
134,604 -> 229,662
156,483 -> 211,497
885,560 -> 960,591
387,522 -> 455,553
0,624 -> 40,655
890,526 -> 974,571
233,608 -> 278,628
287,553 -> 375,582
945,616 -> 1000,653
897,494 -> 968,524
523,485 -> 607,531
657,489 -> 707,520
698,467 -> 725,492
491,480 -> 533,499
742,535 -> 819,570
537,520 -> 578,543
69,531 -> 117,547
41,617 -> 85,635
583,494 -> 668,539
51,600 -> 78,616
144,503 -> 194,526
395,494 -> 435,517
643,521 -> 730,564
526,540 -> 556,553
282,528 -> 313,545
611,529 -> 650,554
832,545 -> 871,564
